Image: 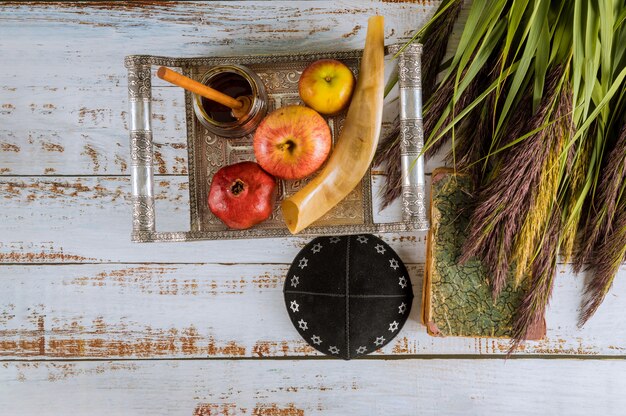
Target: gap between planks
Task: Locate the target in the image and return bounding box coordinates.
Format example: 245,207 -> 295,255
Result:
0,260 -> 598,267
3,353 -> 626,363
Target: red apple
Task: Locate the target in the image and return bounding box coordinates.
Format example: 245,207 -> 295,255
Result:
298,59 -> 355,115
208,161 -> 276,230
253,105 -> 331,180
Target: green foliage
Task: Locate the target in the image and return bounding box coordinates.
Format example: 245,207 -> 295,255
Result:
405,0 -> 626,347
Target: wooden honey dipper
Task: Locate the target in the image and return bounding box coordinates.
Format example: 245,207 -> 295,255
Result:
156,67 -> 252,119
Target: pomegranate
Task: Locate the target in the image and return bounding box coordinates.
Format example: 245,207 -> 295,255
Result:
208,161 -> 276,229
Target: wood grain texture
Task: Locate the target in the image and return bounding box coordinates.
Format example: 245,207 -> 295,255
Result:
2,359 -> 625,416
0,263 -> 624,359
0,1 -> 439,176
2,1 -> 625,413
0,176 -> 428,264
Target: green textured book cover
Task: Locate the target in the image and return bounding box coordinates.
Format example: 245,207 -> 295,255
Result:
422,169 -> 545,339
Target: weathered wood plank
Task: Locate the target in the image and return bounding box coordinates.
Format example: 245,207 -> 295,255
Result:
0,84 -> 444,175
0,176 -> 428,264
0,262 -> 623,359
1,2 -> 624,412
0,1 -> 436,76
0,1 -> 440,175
2,359 -> 625,415
0,86 -> 189,175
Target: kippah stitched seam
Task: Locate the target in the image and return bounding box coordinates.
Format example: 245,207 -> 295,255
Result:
284,290 -> 344,297
345,237 -> 350,360
284,290 -> 408,298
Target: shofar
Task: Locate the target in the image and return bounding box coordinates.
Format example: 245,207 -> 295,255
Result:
281,15 -> 385,234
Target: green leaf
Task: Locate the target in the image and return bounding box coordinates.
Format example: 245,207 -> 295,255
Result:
572,0 -> 586,123
565,65 -> 626,160
455,0 -> 507,83
493,0 -> 531,116
384,72 -> 398,98
396,0 -> 461,58
456,19 -> 507,99
581,2 -> 600,122
616,6 -> 626,30
599,0 -> 614,87
533,13 -> 551,110
442,0 -> 505,86
424,62 -> 520,152
549,2 -> 573,64
493,0 -> 551,139
501,0 -> 530,72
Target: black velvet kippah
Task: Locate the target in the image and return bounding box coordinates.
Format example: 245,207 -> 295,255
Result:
283,234 -> 413,360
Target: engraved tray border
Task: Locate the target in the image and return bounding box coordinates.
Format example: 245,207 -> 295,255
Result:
125,48 -> 428,243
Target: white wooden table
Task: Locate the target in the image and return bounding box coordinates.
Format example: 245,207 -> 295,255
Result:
1,2 -> 625,415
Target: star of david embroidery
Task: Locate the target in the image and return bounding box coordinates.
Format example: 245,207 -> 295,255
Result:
311,243 -> 323,254
374,244 -> 386,254
329,236 -> 341,244
311,335 -> 322,345
290,275 -> 300,288
388,321 -> 399,332
356,346 -> 367,354
389,258 -> 400,270
398,302 -> 407,314
356,235 -> 368,244
328,346 -> 340,355
398,276 -> 408,289
290,300 -> 299,313
374,336 -> 386,346
298,319 -> 308,331
298,257 -> 308,269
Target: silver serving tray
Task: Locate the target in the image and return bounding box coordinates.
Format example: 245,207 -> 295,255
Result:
125,44 -> 428,242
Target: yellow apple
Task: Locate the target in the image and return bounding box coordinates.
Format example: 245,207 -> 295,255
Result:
298,59 -> 355,115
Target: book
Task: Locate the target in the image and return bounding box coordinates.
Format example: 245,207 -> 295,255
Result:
422,169 -> 545,339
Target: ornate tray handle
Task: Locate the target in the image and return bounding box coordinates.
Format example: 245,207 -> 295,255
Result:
128,64 -> 156,234
125,45 -> 428,243
388,43 -> 429,230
